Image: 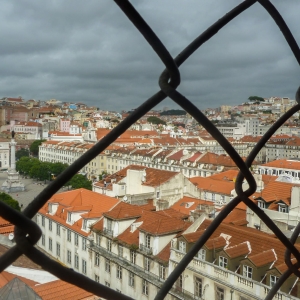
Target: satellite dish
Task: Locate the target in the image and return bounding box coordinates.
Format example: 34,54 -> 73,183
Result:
8,233 -> 14,240
123,195 -> 128,202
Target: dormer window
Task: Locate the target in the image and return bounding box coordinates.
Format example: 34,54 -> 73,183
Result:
179,241 -> 186,253
257,200 -> 265,209
197,249 -> 206,260
145,234 -> 151,249
67,212 -> 71,223
83,219 -> 87,230
278,203 -> 288,213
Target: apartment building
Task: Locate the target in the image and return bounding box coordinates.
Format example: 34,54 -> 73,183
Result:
93,165 -> 199,209
39,140 -> 107,180
36,188 -> 120,279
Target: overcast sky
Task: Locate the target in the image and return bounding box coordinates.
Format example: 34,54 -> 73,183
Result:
0,0 -> 299,111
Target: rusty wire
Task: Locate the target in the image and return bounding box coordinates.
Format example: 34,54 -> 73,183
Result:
0,0 -> 299,299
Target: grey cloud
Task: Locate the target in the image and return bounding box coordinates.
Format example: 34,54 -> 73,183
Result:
0,0 -> 299,111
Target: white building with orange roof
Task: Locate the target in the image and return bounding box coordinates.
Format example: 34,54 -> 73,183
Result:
170,218 -> 300,299
13,121 -> 43,140
88,201 -> 189,299
36,188 -> 120,280
93,165 -> 199,209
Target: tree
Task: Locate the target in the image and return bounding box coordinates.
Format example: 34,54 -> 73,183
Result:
98,171 -> 108,180
0,192 -> 21,211
248,96 -> 264,102
16,148 -> 30,160
147,116 -> 166,125
65,174 -> 92,190
30,139 -> 46,156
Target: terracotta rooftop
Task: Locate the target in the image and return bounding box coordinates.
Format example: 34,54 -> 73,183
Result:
190,177 -> 234,195
39,189 -> 120,236
261,159 -> 300,170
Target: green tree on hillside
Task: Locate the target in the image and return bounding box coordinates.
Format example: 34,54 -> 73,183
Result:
248,96 -> 264,102
147,116 -> 166,125
30,139 -> 46,156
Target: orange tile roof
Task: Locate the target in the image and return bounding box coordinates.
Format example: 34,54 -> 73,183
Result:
247,249 -> 277,267
222,208 -> 247,225
171,197 -> 214,215
255,181 -> 296,204
39,189 -> 120,236
190,177 -> 234,195
262,159 -> 300,170
0,271 -> 38,288
32,279 -> 95,300
225,242 -> 250,258
183,219 -> 300,268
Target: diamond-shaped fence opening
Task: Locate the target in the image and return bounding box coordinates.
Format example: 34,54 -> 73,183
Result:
0,1 -> 299,300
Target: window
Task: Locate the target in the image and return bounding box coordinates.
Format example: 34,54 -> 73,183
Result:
95,253 -> 100,266
178,274 -> 183,289
144,257 -> 150,271
49,238 -> 52,251
198,249 -> 206,260
118,245 -> 123,257
67,212 -> 71,223
156,191 -> 160,199
219,256 -> 228,268
107,239 -> 112,252
95,274 -> 100,283
105,259 -> 111,273
82,238 -> 87,251
278,204 -> 288,213
105,282 -> 110,287
75,233 -> 79,246
212,193 -> 215,202
67,229 -> 71,242
82,259 -> 87,274
83,219 -> 87,230
96,235 -> 101,246
56,224 -> 60,236
145,235 -> 151,248
74,254 -> 79,269
216,286 -> 225,300
42,216 -> 45,227
41,234 -> 45,246
116,265 -> 122,280
179,241 -> 186,253
159,265 -> 166,280
195,277 -> 202,297
56,243 -> 60,257
258,201 -> 265,209
142,280 -> 149,296
130,250 -> 136,264
243,265 -> 252,279
49,220 -> 52,231
67,250 -> 72,264
270,275 -> 278,287
129,272 -> 135,287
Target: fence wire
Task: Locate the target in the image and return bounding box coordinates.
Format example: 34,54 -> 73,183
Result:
0,0 -> 299,299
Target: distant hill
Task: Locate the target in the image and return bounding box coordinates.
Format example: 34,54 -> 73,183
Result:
160,109 -> 187,116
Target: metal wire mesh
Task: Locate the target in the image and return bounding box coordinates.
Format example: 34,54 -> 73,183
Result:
0,0 -> 299,299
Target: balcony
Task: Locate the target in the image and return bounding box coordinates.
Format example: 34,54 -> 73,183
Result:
88,243 -> 194,300
140,244 -> 152,255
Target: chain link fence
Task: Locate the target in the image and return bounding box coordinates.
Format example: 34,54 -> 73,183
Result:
0,1 -> 299,299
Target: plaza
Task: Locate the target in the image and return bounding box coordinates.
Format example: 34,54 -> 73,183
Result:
0,172 -> 65,210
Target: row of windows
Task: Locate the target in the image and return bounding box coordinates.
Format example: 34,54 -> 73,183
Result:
41,217 -> 87,250
42,236 -> 88,274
